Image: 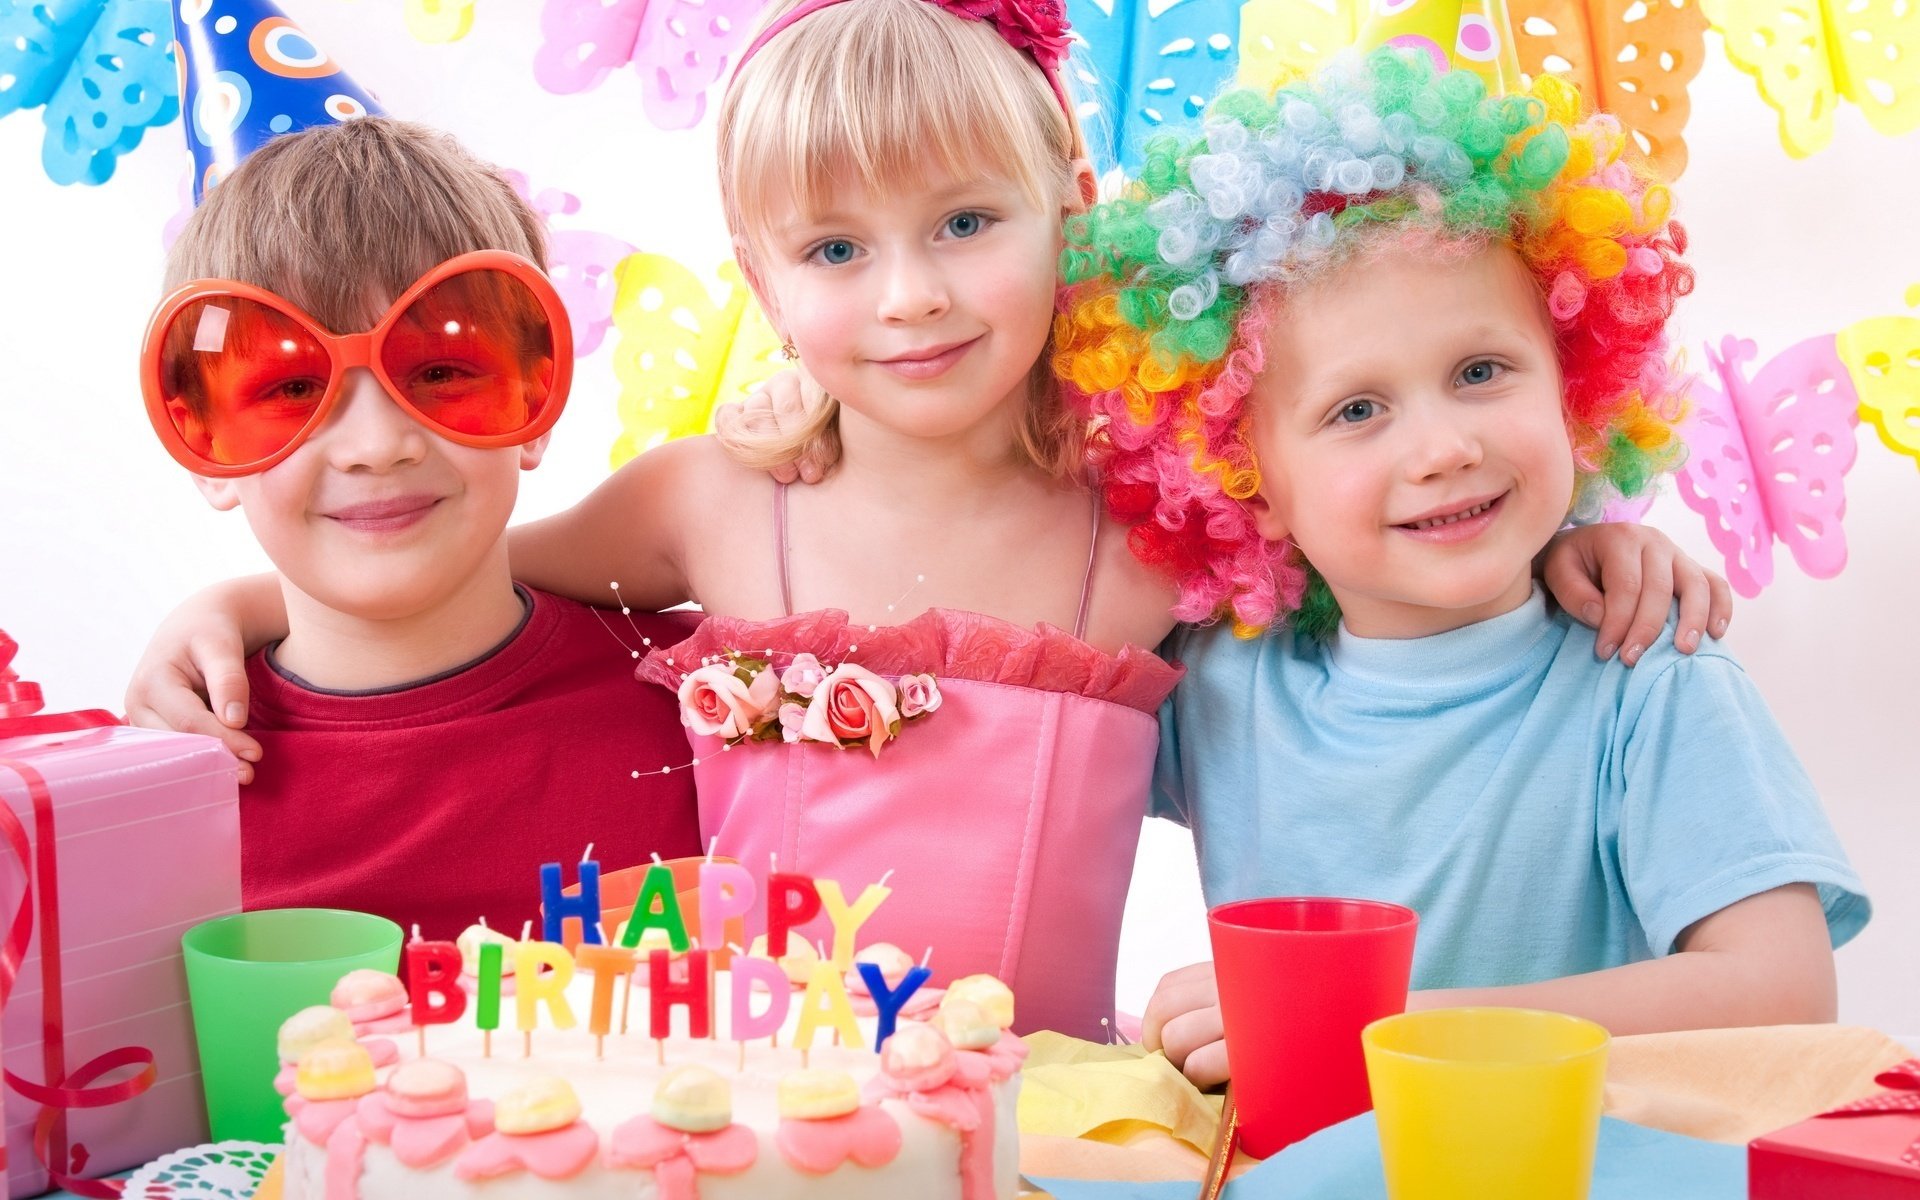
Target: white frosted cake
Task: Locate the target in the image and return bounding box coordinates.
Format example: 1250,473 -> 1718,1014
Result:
273,944 -> 1025,1200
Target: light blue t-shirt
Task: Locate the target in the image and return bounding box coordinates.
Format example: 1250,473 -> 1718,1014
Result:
1155,590 -> 1869,991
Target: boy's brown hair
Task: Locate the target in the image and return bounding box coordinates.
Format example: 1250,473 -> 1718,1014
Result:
165,117 -> 547,333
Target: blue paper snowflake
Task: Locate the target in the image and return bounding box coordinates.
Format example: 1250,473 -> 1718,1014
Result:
1,0 -> 179,185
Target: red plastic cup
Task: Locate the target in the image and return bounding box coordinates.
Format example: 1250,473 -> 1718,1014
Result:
1208,896 -> 1418,1158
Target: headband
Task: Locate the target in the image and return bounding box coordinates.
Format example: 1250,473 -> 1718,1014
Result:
732,0 -> 1074,120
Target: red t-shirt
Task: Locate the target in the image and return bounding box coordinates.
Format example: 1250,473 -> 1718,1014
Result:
240,587 -> 701,939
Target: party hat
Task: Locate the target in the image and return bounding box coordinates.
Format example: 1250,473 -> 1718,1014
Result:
1355,0 -> 1523,95
173,0 -> 383,201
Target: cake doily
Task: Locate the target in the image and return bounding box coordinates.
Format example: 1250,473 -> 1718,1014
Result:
125,1142 -> 281,1200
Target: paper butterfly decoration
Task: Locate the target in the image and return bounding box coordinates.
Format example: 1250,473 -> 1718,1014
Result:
1065,0 -> 1242,175
404,0 -> 475,43
1836,284 -> 1920,472
1674,334 -> 1860,598
1704,0 -> 1920,157
1511,0 -> 1707,178
532,0 -> 765,130
503,170 -> 637,359
608,255 -> 787,467
0,0 -> 179,185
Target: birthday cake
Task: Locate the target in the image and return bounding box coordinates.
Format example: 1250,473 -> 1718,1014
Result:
272,865 -> 1026,1200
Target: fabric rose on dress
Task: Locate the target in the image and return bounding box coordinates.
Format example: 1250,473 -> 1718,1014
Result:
800,664 -> 901,758
898,674 -> 943,719
935,0 -> 1070,69
778,702 -> 808,744
780,653 -> 828,698
679,663 -> 779,739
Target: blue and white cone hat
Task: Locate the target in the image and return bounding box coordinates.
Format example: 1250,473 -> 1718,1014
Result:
173,0 -> 384,202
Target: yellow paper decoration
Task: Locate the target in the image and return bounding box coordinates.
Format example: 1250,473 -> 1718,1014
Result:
1704,0 -> 1920,157
1356,0 -> 1525,94
608,254 -> 787,469
1836,284 -> 1920,470
1512,0 -> 1708,179
1237,0 -> 1360,96
404,0 -> 475,43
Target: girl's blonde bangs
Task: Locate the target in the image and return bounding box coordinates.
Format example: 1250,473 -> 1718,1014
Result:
719,0 -> 1077,249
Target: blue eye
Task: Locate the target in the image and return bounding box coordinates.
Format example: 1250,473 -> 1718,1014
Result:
1335,399 -> 1376,424
812,240 -> 856,266
1460,360 -> 1501,386
946,212 -> 987,238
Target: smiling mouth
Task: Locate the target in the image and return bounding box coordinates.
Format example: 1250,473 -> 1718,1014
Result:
1397,497 -> 1501,531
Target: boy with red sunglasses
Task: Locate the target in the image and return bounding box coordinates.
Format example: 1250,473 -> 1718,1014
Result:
135,117 -> 701,937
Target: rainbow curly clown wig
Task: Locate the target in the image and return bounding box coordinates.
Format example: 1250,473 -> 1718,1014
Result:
1054,49 -> 1693,633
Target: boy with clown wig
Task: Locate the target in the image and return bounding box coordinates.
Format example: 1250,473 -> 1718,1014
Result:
1050,49 -> 1870,1086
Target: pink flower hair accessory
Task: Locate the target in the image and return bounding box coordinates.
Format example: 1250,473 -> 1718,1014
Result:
732,0 -> 1072,117
935,0 -> 1069,70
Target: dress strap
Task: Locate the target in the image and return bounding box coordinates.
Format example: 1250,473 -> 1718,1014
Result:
1073,488 -> 1100,642
774,482 -> 795,617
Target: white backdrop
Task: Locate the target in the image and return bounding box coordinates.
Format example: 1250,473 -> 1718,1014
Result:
1,4 -> 1915,1034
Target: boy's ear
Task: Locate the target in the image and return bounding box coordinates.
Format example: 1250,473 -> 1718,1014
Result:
1244,484 -> 1292,544
191,474 -> 242,511
519,431 -> 551,471
733,239 -> 784,333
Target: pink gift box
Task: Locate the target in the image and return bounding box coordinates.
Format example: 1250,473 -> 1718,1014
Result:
0,724 -> 239,1197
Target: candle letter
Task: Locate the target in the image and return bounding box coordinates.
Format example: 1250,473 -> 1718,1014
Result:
540,860 -> 604,945
515,940 -> 578,1032
649,948 -> 712,1039
405,941 -> 468,1025
766,872 -> 821,958
857,962 -> 931,1050
618,864 -> 690,952
816,879 -> 891,969
729,955 -> 792,1041
794,961 -> 864,1052
698,861 -> 756,950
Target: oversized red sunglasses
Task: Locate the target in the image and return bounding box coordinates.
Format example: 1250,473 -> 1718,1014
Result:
141,250 -> 572,477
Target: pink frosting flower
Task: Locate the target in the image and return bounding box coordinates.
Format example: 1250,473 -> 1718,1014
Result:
780,653 -> 828,698
678,663 -> 779,739
935,0 -> 1071,69
897,673 -> 942,719
778,702 -> 808,744
800,664 -> 901,757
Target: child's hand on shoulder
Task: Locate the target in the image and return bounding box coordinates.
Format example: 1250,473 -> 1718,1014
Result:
1142,961 -> 1229,1089
1540,523 -> 1734,666
125,591 -> 262,783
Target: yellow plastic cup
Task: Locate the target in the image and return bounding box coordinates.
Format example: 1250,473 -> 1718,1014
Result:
1363,1007 -> 1609,1200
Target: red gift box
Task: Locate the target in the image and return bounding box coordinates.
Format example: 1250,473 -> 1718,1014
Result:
0,634 -> 240,1197
1750,1060 -> 1920,1199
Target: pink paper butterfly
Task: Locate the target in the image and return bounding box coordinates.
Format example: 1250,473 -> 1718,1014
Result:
1674,334 -> 1860,598
505,170 -> 637,358
533,0 -> 767,130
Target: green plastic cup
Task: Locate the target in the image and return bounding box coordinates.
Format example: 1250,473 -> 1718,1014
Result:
181,908 -> 403,1142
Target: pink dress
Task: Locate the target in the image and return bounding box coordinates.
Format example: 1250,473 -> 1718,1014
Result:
638,485 -> 1181,1038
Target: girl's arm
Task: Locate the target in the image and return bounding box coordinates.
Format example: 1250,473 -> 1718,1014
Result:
507,436 -> 702,613
1144,885 -> 1833,1089
1540,523 -> 1735,665
125,440 -> 712,772
125,573 -> 287,781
